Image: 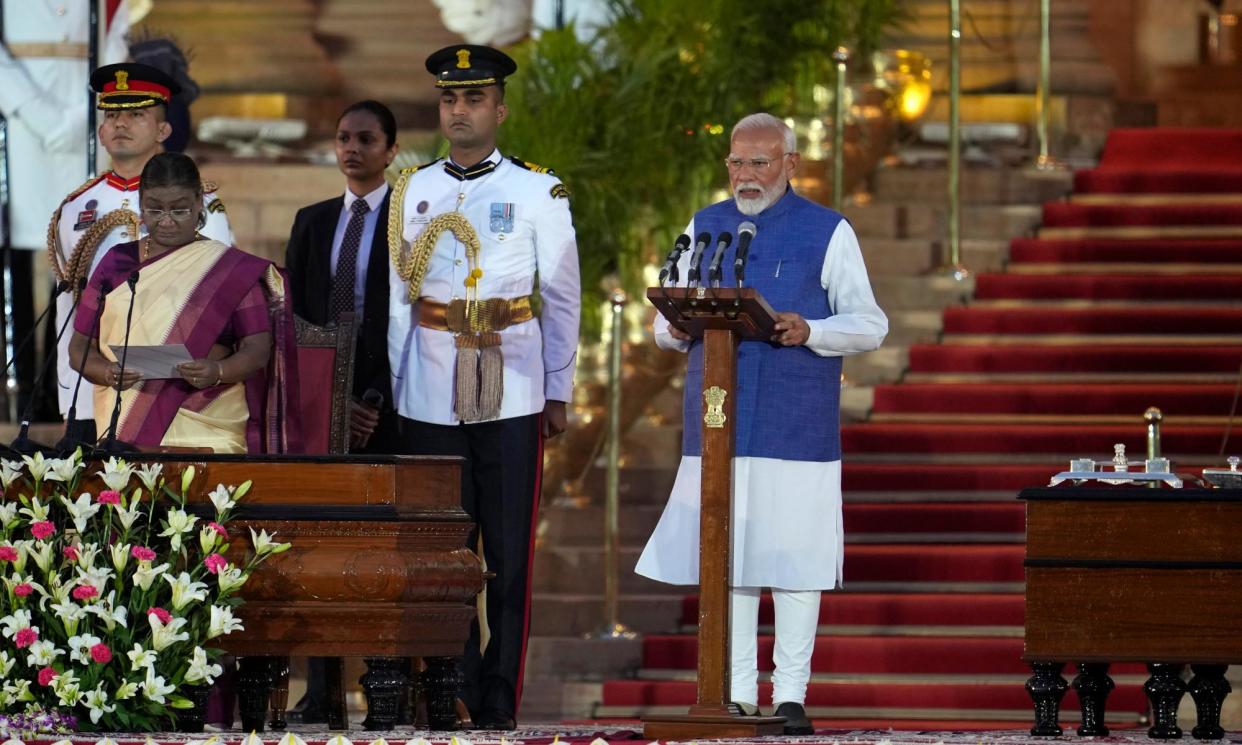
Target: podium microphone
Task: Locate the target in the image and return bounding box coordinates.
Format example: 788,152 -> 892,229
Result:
733,221 -> 757,286
658,234 -> 692,285
686,231 -> 712,288
2,281 -> 71,378
11,280 -> 88,455
102,271 -> 140,453
57,278 -> 109,454
707,232 -> 734,288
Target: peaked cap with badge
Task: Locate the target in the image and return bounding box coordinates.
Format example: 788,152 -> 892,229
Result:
91,62 -> 181,110
425,44 -> 517,89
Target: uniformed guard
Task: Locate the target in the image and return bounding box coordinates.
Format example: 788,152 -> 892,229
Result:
49,62 -> 234,445
387,44 -> 580,729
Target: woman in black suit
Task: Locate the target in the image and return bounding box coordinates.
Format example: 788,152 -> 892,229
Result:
285,100 -> 400,452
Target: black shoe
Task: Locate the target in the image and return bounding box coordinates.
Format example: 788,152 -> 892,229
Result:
473,710 -> 516,730
774,701 -> 814,735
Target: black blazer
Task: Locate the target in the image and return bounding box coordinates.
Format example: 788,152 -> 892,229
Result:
284,191 -> 392,409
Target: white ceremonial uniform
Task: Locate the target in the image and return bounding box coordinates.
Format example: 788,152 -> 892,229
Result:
0,1 -> 126,249
387,149 -> 580,424
51,172 -> 234,418
635,220 -> 888,590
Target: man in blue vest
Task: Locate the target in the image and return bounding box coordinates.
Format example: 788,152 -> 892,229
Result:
636,113 -> 888,735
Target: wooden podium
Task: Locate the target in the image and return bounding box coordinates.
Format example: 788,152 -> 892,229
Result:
643,287 -> 786,739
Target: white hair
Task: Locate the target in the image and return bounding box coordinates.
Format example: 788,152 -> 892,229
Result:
731,113 -> 797,153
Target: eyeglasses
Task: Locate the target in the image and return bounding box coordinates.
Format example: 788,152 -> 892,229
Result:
724,153 -> 795,172
141,208 -> 195,223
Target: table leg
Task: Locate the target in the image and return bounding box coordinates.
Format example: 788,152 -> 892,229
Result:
268,656 -> 290,730
1145,662 -> 1187,739
1026,661 -> 1068,736
1189,664 -> 1231,740
236,656 -> 275,733
361,657 -> 409,731
1072,662 -> 1114,737
424,656 -> 462,731
324,656 -> 347,730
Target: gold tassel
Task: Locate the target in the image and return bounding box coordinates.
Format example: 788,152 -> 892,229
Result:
477,333 -> 504,420
454,335 -> 480,423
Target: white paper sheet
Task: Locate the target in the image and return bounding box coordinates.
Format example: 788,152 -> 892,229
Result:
107,344 -> 195,380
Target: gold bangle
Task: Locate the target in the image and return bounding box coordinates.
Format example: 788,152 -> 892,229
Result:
214,361 -> 225,386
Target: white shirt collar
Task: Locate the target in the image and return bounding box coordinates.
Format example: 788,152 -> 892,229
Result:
343,181 -> 390,213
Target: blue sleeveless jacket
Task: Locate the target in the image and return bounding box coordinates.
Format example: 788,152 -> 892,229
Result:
681,189 -> 844,462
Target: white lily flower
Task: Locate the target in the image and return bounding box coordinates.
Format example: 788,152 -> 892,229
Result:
248,527 -> 290,556
75,541 -> 100,570
53,669 -> 82,706
133,561 -> 170,591
116,496 -> 144,530
0,459 -> 23,489
50,601 -> 86,636
4,678 -> 34,703
199,524 -> 223,554
0,608 -> 32,638
136,463 -> 164,494
159,509 -> 199,552
75,564 -> 114,595
68,633 -> 103,665
9,541 -> 29,573
325,736 -> 353,745
60,492 -> 101,534
114,679 -> 140,700
208,484 -> 236,516
17,496 -> 50,522
141,666 -> 176,703
45,454 -> 82,483
215,564 -> 248,594
184,646 -> 224,685
85,684 -> 116,724
127,643 -> 157,672
0,502 -> 17,528
244,733 -> 267,745
0,650 -> 14,678
28,540 -> 54,574
147,613 -> 189,651
207,604 -> 244,639
164,571 -> 208,611
180,465 -> 196,494
277,733 -> 308,745
97,457 -> 134,492
26,639 -> 63,667
85,593 -> 128,633
21,452 -> 49,480
109,542 -> 131,573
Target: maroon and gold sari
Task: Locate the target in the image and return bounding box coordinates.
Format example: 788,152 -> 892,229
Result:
76,239 -> 302,453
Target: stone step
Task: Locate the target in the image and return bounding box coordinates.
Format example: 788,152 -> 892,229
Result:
532,546 -> 682,595
860,238 -> 1010,276
871,167 -> 1072,206
523,636 -> 643,679
843,203 -> 1042,242
883,310 -> 945,346
528,593 -> 683,636
844,346 -> 909,386
871,275 -> 974,312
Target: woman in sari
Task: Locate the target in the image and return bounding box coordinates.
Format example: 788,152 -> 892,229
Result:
68,152 -> 301,453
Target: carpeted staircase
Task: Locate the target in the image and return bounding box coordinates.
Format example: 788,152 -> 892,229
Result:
589,129 -> 1242,729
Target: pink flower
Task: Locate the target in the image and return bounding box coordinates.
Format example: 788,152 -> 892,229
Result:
14,627 -> 37,648
90,643 -> 112,664
203,553 -> 227,574
71,585 -> 98,601
13,583 -> 32,598
147,607 -> 172,624
130,545 -> 156,562
208,522 -> 228,538
62,545 -> 80,561
37,666 -> 56,686
30,521 -> 55,540
97,490 -> 121,506
0,546 -> 17,562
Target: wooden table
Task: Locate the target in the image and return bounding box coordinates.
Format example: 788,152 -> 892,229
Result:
1021,486 -> 1241,739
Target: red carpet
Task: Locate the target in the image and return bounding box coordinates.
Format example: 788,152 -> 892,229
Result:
908,344 -> 1242,373
600,127 -> 1241,730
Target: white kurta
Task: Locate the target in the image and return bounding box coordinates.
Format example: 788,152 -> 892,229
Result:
53,174 -> 233,418
387,149 -> 580,425
635,219 -> 888,590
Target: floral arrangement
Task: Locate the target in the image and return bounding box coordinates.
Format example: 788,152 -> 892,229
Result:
0,451 -> 289,732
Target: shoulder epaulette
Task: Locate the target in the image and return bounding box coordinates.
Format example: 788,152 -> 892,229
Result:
400,159 -> 441,177
60,175 -> 105,209
508,156 -> 556,176
203,180 -> 219,194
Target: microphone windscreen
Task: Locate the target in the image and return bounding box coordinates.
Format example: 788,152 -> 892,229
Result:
695,231 -> 712,248
738,221 -> 757,238
674,233 -> 692,251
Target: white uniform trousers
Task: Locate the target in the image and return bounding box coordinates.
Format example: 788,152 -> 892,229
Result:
730,587 -> 821,707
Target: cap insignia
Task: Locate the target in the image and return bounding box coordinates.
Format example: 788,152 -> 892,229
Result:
115,70 -> 129,90
456,49 -> 471,69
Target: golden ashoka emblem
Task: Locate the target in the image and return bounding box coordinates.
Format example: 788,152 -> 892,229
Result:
703,385 -> 727,429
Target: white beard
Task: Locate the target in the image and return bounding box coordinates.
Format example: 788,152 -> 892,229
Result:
734,180 -> 783,216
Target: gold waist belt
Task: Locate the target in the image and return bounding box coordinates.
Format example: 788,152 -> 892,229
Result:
418,296 -> 534,333
8,42 -> 89,59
